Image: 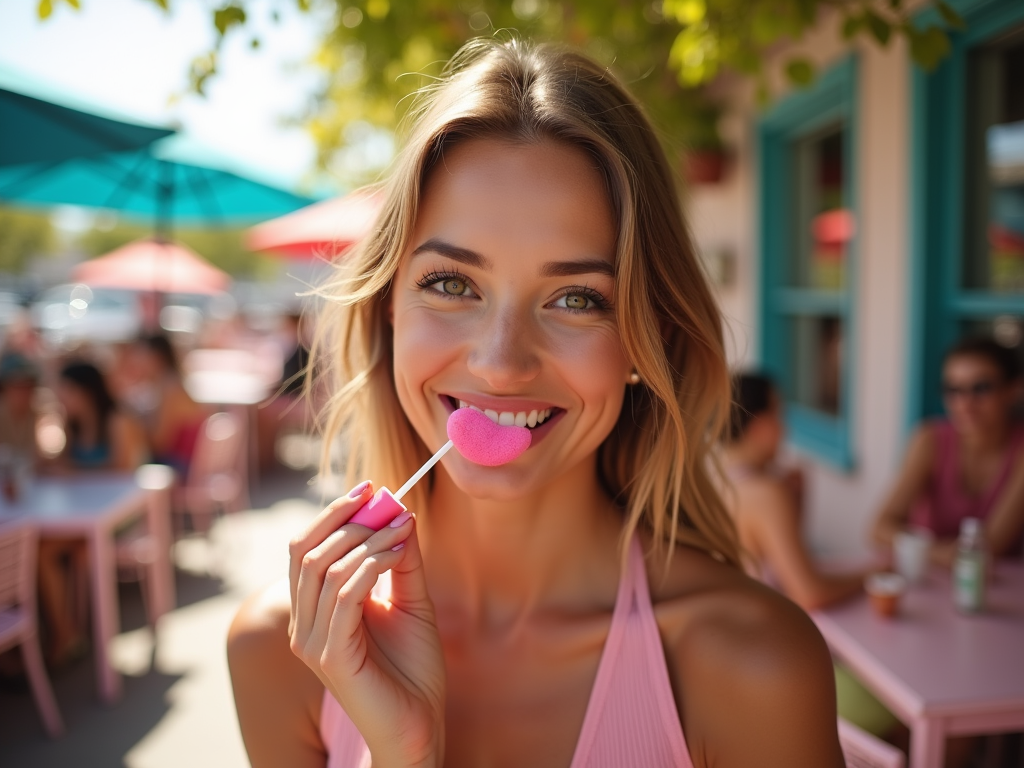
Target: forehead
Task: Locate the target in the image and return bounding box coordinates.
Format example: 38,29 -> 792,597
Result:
944,354 -> 1002,380
413,137 -> 616,265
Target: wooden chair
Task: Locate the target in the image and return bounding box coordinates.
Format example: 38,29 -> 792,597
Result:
176,410 -> 249,534
0,521 -> 64,738
839,717 -> 906,768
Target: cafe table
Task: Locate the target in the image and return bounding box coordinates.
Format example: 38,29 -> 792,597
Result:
812,563 -> 1024,768
0,467 -> 175,704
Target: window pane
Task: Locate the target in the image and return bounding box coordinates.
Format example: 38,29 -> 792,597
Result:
791,126 -> 850,291
787,315 -> 844,416
964,33 -> 1024,294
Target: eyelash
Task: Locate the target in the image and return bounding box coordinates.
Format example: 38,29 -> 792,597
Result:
415,270 -> 612,313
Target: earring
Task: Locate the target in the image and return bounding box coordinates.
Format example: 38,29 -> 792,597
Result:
628,370 -> 641,385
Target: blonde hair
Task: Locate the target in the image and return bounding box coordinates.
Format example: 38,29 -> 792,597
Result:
312,38 -> 740,569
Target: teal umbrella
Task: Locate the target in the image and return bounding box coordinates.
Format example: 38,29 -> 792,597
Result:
0,64 -> 173,166
0,135 -> 317,238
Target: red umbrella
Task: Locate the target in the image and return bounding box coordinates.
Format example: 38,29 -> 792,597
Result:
72,238 -> 230,295
245,187 -> 384,259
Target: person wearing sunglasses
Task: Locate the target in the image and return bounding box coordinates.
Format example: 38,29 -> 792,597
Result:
872,337 -> 1024,566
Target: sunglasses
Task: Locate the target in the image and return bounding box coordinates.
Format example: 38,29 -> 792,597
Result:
942,380 -> 999,399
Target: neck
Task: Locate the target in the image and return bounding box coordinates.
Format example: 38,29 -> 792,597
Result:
421,455 -> 622,630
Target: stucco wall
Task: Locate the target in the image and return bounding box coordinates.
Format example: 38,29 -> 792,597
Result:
687,16 -> 913,557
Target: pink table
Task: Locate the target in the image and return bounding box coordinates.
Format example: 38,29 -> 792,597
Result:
812,563 -> 1024,768
0,469 -> 175,704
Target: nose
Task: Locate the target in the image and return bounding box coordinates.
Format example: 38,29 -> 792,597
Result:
465,301 -> 541,389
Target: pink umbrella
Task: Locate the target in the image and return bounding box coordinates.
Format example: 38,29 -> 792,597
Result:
72,238 -> 230,295
245,187 -> 384,259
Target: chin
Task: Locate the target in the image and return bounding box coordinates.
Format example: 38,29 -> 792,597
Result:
440,456 -> 544,502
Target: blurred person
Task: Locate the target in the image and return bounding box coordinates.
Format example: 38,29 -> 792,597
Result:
257,312 -> 312,469
872,337 -> 1024,566
721,372 -> 897,741
132,334 -> 208,475
229,40 -> 844,768
38,361 -> 147,665
721,372 -> 866,610
0,350 -> 41,461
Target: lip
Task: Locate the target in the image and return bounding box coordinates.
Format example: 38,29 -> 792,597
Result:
438,393 -> 567,449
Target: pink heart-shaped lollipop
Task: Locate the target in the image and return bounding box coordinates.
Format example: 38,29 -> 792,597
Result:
447,407 -> 532,466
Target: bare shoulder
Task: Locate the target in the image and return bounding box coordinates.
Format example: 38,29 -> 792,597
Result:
228,579 -> 327,768
649,544 -> 843,768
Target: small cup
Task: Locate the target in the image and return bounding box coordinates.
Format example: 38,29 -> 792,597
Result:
893,528 -> 933,584
865,572 -> 907,618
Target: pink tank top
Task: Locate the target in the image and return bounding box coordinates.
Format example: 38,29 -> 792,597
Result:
910,419 -> 1024,540
318,536 -> 693,767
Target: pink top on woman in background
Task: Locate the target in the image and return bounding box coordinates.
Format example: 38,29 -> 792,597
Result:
318,536 -> 694,768
910,419 -> 1024,540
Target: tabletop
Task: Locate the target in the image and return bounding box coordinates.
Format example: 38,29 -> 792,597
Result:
813,563 -> 1024,721
0,469 -> 172,529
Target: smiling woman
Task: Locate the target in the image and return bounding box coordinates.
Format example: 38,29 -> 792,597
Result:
227,38 -> 844,768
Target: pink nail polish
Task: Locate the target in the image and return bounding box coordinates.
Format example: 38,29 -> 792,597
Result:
348,481 -> 370,499
391,543 -> 405,552
389,511 -> 412,528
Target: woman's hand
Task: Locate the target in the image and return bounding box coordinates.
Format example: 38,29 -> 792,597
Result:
288,482 -> 445,767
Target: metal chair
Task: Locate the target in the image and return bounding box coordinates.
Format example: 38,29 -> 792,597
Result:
839,717 -> 906,768
0,521 -> 64,737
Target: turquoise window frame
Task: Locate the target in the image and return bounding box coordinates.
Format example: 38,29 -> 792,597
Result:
907,0 -> 1024,427
758,56 -> 859,470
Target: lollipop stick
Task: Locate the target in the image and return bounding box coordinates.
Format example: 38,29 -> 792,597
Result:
394,439 -> 453,501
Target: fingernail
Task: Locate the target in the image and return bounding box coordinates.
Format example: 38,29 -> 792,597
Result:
348,481 -> 371,499
389,511 -> 412,528
391,543 -> 405,551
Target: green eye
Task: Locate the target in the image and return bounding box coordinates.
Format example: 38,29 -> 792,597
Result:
563,293 -> 591,310
442,278 -> 467,295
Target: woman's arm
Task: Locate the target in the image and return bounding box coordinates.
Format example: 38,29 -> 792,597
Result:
110,413 -> 147,471
982,449 -> 1024,558
747,481 -> 863,611
680,588 -> 845,768
228,580 -> 328,768
870,424 -> 936,549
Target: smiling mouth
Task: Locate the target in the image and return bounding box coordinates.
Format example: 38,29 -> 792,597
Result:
442,395 -> 564,430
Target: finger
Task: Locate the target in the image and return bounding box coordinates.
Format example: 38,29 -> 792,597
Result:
305,521 -> 414,655
288,481 -> 373,624
321,549 -> 406,676
292,524 -> 376,645
386,516 -> 433,617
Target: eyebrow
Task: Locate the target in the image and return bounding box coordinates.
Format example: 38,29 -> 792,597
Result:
412,237 -> 614,278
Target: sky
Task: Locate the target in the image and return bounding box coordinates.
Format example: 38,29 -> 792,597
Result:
0,0 -> 330,194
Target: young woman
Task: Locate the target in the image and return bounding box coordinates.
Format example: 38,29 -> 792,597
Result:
229,39 -> 843,768
40,361 -> 146,663
872,337 -> 1024,566
130,334 -> 208,474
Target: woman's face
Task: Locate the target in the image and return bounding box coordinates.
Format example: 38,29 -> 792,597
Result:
390,137 -> 630,500
942,354 -> 1017,439
57,379 -> 90,419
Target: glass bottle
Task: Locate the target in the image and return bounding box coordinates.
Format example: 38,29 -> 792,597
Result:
952,517 -> 986,613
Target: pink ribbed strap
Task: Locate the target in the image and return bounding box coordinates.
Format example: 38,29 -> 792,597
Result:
568,536 -> 692,768
319,536 -> 692,767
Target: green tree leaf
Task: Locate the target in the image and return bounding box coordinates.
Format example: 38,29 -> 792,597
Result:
865,10 -> 891,46
841,15 -> 862,41
936,0 -> 965,30
37,0 -> 53,20
213,4 -> 246,37
909,25 -> 950,71
785,57 -> 815,86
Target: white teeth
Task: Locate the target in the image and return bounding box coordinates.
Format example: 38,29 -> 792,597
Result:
527,410 -> 538,427
514,412 -> 527,427
454,399 -> 554,428
484,409 -> 499,424
536,410 -> 546,424
470,405 -> 482,412
459,400 -> 468,409
498,411 -> 515,426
